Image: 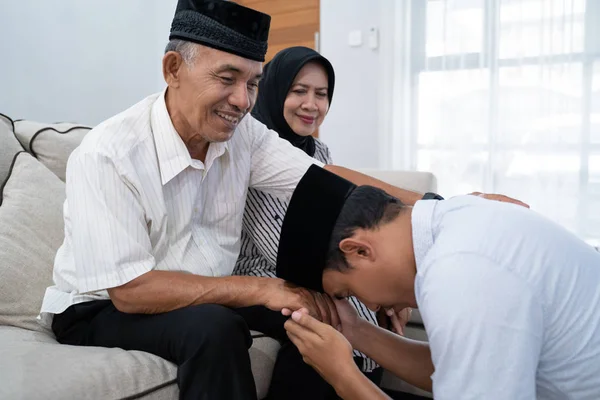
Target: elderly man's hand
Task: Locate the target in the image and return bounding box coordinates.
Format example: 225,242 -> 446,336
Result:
263,279 -> 340,327
284,309 -> 357,387
471,192 -> 530,208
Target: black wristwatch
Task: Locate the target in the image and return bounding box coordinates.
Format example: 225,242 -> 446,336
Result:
422,192 -> 444,200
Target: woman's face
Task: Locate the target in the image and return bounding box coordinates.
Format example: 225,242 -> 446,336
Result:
283,62 -> 330,137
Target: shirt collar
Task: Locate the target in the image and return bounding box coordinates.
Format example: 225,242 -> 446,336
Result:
411,199 -> 438,269
151,89 -> 229,185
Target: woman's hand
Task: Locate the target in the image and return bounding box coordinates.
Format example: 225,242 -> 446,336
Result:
284,309 -> 359,388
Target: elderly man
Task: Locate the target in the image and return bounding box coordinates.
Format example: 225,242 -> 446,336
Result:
38,1 -> 419,399
39,1 -> 520,399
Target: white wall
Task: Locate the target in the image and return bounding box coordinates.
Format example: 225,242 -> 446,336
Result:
0,0 -> 396,168
319,0 -> 396,169
0,0 -> 177,125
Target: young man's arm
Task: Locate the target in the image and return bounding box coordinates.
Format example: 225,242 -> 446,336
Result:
348,318 -> 433,392
335,369 -> 391,400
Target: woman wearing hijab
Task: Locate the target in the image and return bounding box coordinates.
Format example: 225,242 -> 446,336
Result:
234,46 -> 383,399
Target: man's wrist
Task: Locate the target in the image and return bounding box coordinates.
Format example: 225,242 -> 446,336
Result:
345,317 -> 369,349
253,276 -> 274,306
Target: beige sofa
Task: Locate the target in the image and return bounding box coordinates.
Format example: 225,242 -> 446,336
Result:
0,113 -> 435,399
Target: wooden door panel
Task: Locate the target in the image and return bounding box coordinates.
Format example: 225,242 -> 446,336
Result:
235,0 -> 320,62
241,0 -> 319,15
235,0 -> 320,137
266,40 -> 315,62
269,9 -> 317,30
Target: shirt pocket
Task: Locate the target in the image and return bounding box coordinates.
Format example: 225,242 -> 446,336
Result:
203,197 -> 244,243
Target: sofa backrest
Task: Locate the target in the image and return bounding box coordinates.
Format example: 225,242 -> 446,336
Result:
0,114 -> 25,185
13,120 -> 92,182
0,115 -> 68,334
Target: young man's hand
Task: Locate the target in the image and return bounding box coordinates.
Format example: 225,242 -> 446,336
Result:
331,297 -> 362,343
386,307 -> 412,336
284,309 -> 359,388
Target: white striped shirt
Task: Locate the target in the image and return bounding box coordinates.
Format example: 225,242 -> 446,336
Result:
39,90 -> 322,326
234,139 -> 380,372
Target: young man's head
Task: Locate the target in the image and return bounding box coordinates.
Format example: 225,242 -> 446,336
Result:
276,166 -> 418,312
322,186 -> 418,311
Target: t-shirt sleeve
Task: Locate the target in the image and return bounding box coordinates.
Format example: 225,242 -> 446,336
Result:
66,151 -> 155,293
416,253 -> 543,400
246,116 -> 324,201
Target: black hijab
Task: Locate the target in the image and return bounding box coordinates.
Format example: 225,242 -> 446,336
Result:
251,46 -> 335,157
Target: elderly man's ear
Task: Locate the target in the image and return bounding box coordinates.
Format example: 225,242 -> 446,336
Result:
162,52 -> 184,88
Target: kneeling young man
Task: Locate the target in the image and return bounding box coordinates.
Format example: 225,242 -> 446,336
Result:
277,165 -> 600,400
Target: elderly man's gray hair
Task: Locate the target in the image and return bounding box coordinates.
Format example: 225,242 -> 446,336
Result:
164,39 -> 199,66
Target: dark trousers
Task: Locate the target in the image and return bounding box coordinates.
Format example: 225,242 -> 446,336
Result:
52,301 -> 381,400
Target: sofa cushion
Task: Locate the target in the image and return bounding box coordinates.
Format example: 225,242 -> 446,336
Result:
249,332 -> 280,398
13,120 -> 91,181
0,325 -> 177,400
0,151 -> 66,333
0,326 -> 279,400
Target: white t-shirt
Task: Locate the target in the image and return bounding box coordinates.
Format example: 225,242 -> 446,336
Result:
39,90 -> 322,326
412,196 -> 600,399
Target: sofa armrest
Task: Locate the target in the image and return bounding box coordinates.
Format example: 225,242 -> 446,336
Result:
355,169 -> 437,195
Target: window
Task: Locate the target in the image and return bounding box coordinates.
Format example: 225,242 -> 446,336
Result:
392,0 -> 600,245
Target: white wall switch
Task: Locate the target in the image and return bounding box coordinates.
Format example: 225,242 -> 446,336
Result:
368,27 -> 379,49
348,30 -> 362,47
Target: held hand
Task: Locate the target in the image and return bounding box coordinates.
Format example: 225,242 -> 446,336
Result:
313,291 -> 342,329
282,291 -> 341,328
263,278 -> 322,320
470,192 -> 530,208
264,279 -> 340,325
284,309 -> 358,387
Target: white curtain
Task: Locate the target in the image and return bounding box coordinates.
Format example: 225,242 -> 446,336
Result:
391,0 -> 600,245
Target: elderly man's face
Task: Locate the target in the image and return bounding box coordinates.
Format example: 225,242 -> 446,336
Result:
165,45 -> 263,144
